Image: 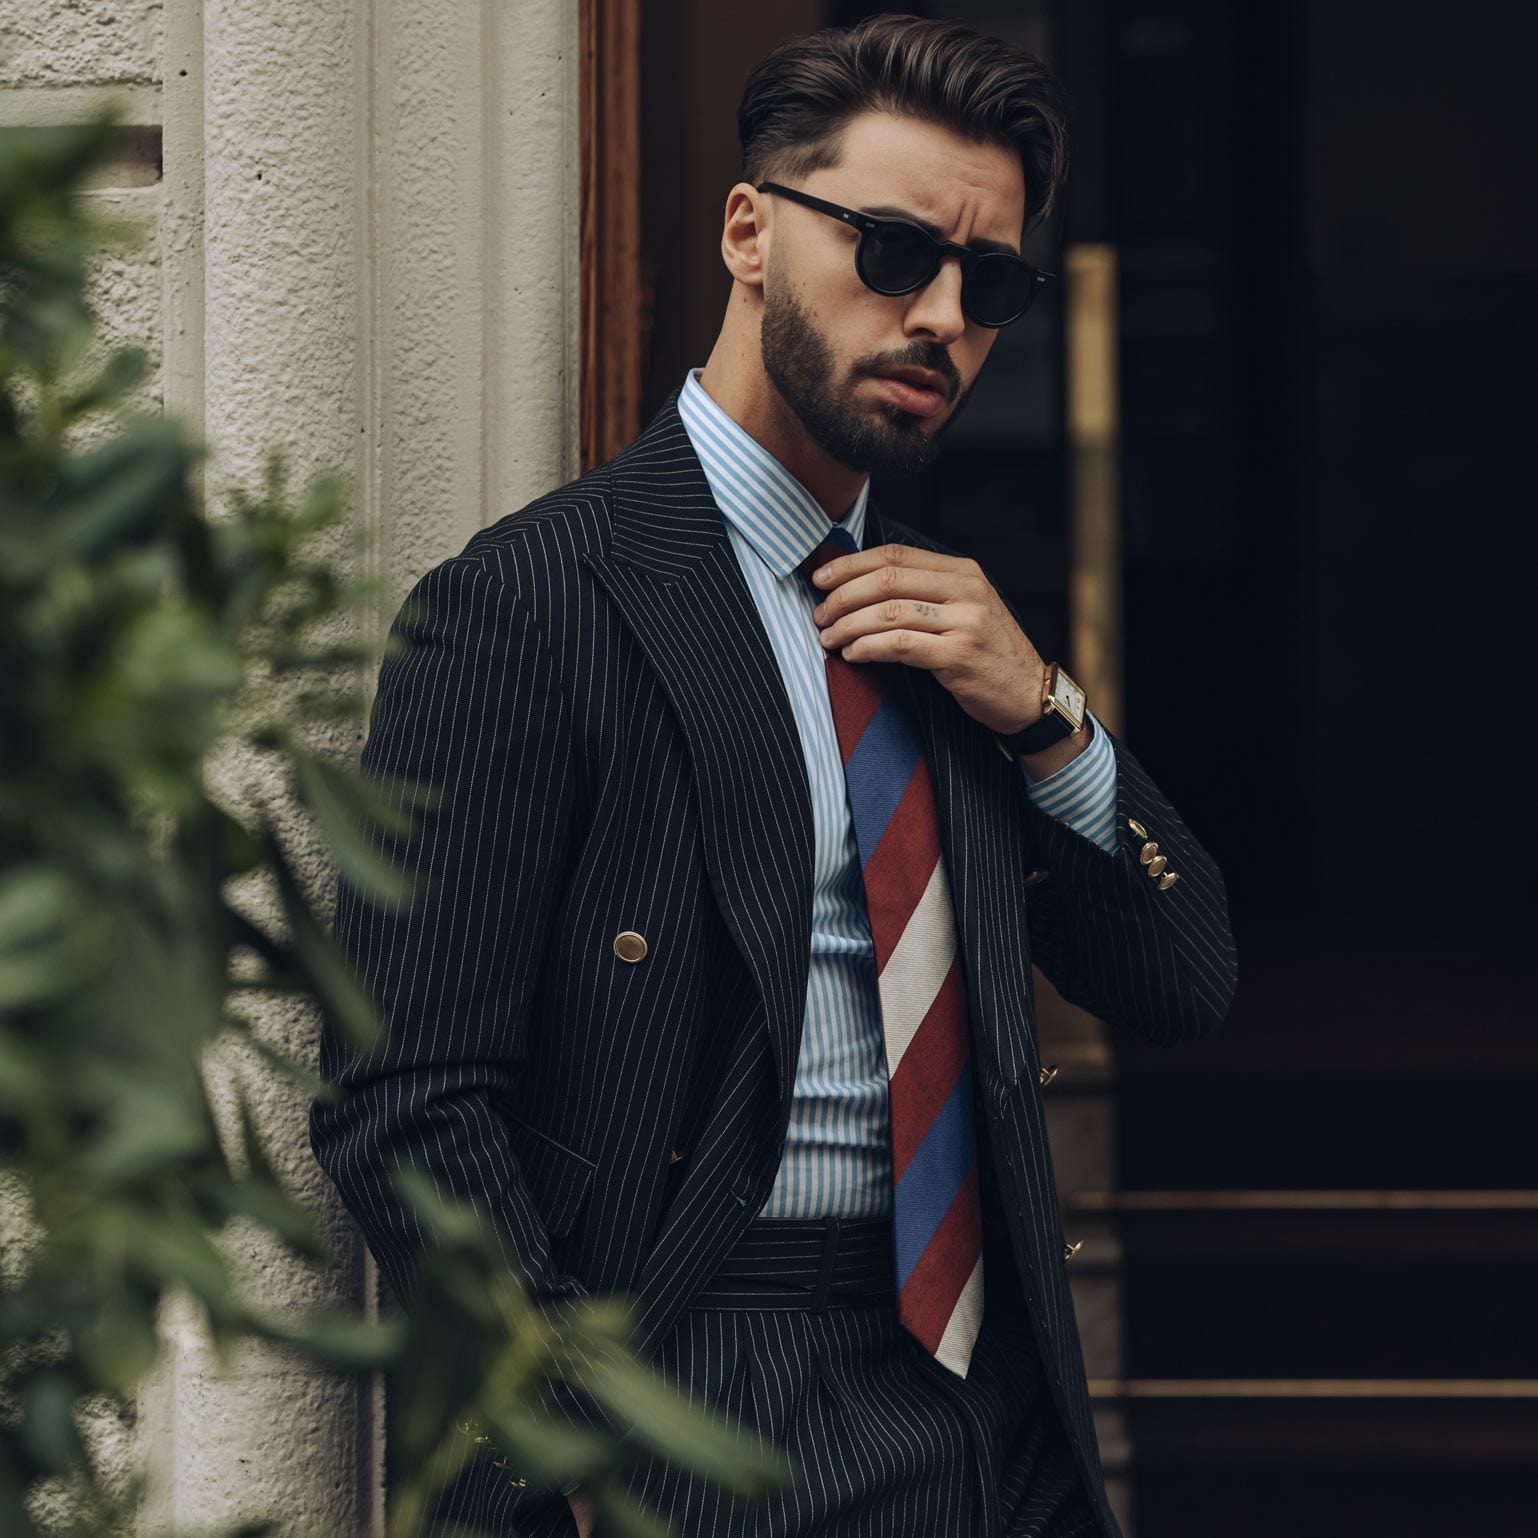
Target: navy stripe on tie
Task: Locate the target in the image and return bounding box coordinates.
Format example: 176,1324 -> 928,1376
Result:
844,694 -> 925,869
892,1069 -> 976,1287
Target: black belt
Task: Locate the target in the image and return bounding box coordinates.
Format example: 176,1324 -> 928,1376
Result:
690,1215 -> 897,1310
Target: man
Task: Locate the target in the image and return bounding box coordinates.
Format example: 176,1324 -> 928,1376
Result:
310,14 -> 1237,1538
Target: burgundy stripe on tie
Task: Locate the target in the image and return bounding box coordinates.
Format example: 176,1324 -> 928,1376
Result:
798,527 -> 984,1378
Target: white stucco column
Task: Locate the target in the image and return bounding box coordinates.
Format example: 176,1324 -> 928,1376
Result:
129,1 -> 582,1533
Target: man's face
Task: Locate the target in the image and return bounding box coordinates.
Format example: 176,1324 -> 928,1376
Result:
757,110 -> 1027,477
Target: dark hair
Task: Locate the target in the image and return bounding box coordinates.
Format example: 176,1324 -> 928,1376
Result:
738,13 -> 1070,229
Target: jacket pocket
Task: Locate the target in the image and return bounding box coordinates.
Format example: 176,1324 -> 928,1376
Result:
502,1111 -> 598,1240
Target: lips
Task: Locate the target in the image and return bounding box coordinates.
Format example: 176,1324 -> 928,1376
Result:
876,367 -> 948,397
870,370 -> 948,417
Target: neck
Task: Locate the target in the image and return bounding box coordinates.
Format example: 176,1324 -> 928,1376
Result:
696,342 -> 867,524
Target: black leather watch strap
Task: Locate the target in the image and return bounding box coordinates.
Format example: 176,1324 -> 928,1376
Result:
997,707 -> 1076,757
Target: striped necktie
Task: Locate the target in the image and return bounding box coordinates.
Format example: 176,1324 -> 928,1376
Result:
797,524 -> 984,1379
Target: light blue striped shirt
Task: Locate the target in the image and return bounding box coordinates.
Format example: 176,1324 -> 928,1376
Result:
677,367 -> 1118,1218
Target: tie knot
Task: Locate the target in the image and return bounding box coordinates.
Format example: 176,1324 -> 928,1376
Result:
796,526 -> 859,590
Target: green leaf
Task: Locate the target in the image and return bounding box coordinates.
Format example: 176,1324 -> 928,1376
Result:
235,1029 -> 339,1102
0,866 -> 74,948
78,1071 -> 213,1184
262,816 -> 381,1052
43,416 -> 196,564
589,1480 -> 684,1538
19,1372 -> 85,1473
0,865 -> 82,1010
208,800 -> 266,875
0,1031 -> 48,1107
76,1286 -> 162,1393
291,749 -> 417,906
209,1176 -> 323,1257
584,1354 -> 792,1494
217,1080 -> 323,1256
60,343 -> 147,419
121,1212 -> 233,1306
274,1312 -> 406,1370
389,1166 -> 488,1249
481,1405 -> 614,1486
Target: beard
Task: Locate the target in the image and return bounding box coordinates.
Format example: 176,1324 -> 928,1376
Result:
759,270 -> 977,477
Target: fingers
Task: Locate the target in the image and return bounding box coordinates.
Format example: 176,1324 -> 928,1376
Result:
816,595 -> 961,651
810,560 -> 973,627
809,541 -> 974,592
828,623 -> 954,668
806,544 -> 991,674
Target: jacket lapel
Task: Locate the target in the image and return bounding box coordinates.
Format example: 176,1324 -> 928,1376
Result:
578,393 -> 814,1104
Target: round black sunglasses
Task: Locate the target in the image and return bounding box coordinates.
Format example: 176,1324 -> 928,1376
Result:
755,181 -> 1053,328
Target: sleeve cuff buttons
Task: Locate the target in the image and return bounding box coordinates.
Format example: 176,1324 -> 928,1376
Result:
1127,818 -> 1180,889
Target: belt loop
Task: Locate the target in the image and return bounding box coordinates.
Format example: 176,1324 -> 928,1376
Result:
811,1214 -> 840,1312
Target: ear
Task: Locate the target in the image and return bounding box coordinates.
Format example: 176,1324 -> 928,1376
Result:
720,182 -> 768,291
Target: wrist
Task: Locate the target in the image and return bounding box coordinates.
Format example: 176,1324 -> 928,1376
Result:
995,661 -> 1088,761
1003,662 -> 1050,732
1016,713 -> 1092,781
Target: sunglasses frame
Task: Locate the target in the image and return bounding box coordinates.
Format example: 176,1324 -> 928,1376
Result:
754,181 -> 1054,328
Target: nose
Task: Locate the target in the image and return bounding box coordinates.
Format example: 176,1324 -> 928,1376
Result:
901,253 -> 967,345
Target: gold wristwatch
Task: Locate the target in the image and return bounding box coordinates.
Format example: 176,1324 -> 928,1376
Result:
995,661 -> 1087,757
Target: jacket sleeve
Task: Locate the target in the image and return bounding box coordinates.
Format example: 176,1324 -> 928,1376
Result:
1020,717 -> 1239,1047
307,552 -> 590,1317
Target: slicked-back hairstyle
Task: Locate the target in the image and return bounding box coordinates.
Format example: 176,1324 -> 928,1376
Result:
738,13 -> 1070,230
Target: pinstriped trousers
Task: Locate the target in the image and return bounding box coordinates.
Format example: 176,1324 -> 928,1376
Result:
606,1234 -> 1099,1538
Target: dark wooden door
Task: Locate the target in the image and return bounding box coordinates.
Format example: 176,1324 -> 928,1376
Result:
1061,2 -> 1538,1533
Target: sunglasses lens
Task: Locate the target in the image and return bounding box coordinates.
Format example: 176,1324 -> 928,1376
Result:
859,222 -> 936,293
857,219 -> 1041,326
964,252 -> 1035,326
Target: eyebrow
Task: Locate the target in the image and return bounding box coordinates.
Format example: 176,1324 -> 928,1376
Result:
859,204 -> 1021,260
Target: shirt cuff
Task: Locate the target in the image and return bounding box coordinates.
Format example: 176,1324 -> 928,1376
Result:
1017,708 -> 1118,853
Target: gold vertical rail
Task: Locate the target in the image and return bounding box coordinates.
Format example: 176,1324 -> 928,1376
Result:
1045,246 -> 1125,1484
1063,244 -> 1123,735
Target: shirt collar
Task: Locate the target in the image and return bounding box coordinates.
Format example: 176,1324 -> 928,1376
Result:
677,366 -> 869,579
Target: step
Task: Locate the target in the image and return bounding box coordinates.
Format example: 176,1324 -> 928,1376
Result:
1112,1395 -> 1538,1538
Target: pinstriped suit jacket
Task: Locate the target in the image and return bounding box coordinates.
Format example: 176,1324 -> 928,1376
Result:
309,388 -> 1239,1537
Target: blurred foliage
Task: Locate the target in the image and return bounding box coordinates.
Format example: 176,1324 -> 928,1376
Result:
0,108 -> 789,1537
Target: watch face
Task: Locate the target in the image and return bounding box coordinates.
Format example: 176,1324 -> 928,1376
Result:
1051,670 -> 1086,728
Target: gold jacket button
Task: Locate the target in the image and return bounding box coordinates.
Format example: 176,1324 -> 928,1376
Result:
1127,818 -> 1147,838
1063,1239 -> 1083,1263
613,930 -> 648,963
1024,866 -> 1050,886
1156,871 -> 1181,889
669,1148 -> 686,1165
1039,1063 -> 1060,1087
1139,840 -> 1159,865
1147,854 -> 1168,877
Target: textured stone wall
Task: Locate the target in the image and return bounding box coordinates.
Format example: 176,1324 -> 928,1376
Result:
1,1 -> 163,86
2,2 -> 581,1532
